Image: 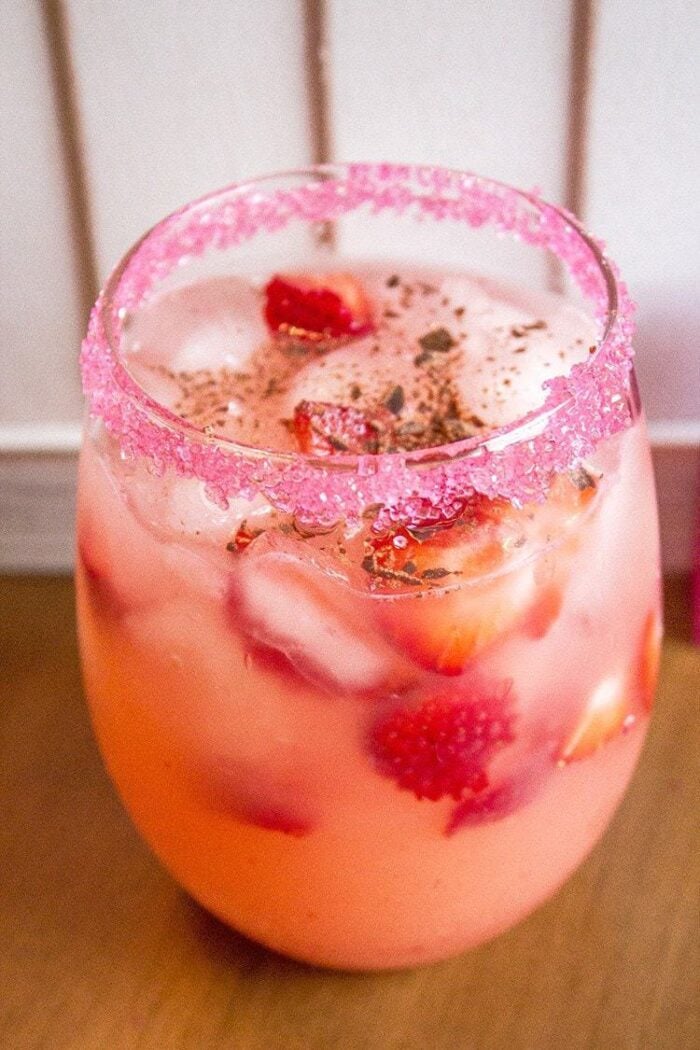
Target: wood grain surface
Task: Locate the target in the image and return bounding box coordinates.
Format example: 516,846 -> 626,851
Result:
1,575 -> 698,1050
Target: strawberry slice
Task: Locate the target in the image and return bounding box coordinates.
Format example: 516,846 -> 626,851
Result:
558,604 -> 661,765
558,674 -> 632,764
264,272 -> 373,340
293,400 -> 392,456
446,766 -> 544,833
369,684 -> 515,801
636,604 -> 662,712
445,737 -> 556,834
369,510 -> 537,674
366,508 -> 507,584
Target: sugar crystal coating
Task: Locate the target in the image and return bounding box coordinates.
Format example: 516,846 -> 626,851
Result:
80,164 -> 636,527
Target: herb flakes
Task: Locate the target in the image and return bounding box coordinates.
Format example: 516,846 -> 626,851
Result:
418,327 -> 456,354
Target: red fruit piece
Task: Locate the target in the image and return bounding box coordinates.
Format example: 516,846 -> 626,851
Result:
370,518 -> 536,675
369,688 -> 515,801
636,604 -> 662,712
445,747 -> 553,834
198,757 -> 316,837
558,674 -> 631,764
227,520 -> 264,552
369,480 -> 591,671
246,809 -> 312,837
522,582 -> 564,640
557,606 -> 661,765
552,465 -> 600,522
446,778 -> 533,834
366,507 -> 507,586
264,273 -> 373,340
77,522 -> 127,618
293,399 -> 391,456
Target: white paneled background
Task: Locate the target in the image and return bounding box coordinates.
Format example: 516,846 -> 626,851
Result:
1,0 -> 698,571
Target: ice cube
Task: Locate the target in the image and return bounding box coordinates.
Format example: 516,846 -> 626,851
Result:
124,275 -> 268,374
232,534 -> 398,695
448,281 -> 597,428
78,474 -> 226,614
125,466 -> 272,547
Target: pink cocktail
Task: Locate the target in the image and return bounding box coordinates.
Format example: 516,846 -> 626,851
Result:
77,166 -> 661,969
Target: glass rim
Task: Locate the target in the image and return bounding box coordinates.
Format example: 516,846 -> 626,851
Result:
81,162 -> 636,524
99,163 -> 621,470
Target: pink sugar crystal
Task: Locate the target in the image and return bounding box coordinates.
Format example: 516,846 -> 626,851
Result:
80,164 -> 636,527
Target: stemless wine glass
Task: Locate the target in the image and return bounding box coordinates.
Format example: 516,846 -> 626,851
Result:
76,165 -> 661,969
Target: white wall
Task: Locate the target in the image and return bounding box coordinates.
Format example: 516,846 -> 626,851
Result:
1,0 -> 697,571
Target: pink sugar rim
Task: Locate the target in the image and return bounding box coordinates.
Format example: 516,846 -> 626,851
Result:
80,163 -> 636,527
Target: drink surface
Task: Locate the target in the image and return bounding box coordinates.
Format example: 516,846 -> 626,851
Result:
76,261 -> 661,969
122,262 -> 597,451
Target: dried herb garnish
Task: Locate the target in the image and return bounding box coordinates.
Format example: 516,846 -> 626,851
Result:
326,435 -> 350,451
421,567 -> 451,580
361,551 -> 422,586
418,327 -> 456,354
281,340 -> 314,358
386,274 -> 400,288
385,385 -> 405,415
569,465 -> 597,491
406,523 -> 452,542
464,414 -> 485,430
396,420 -> 426,437
510,320 -> 547,338
439,417 -> 468,442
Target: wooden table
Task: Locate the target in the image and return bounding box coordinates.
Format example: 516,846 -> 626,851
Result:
1,575 -> 698,1050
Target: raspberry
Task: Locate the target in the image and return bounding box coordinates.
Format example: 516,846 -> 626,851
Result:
293,400 -> 390,456
264,275 -> 372,340
369,690 -> 515,801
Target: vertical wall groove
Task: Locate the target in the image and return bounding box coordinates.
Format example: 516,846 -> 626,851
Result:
565,0 -> 596,218
41,0 -> 98,320
303,0 -> 334,245
548,0 -> 596,294
303,0 -> 332,165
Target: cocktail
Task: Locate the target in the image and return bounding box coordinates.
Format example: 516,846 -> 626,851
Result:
77,165 -> 661,969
